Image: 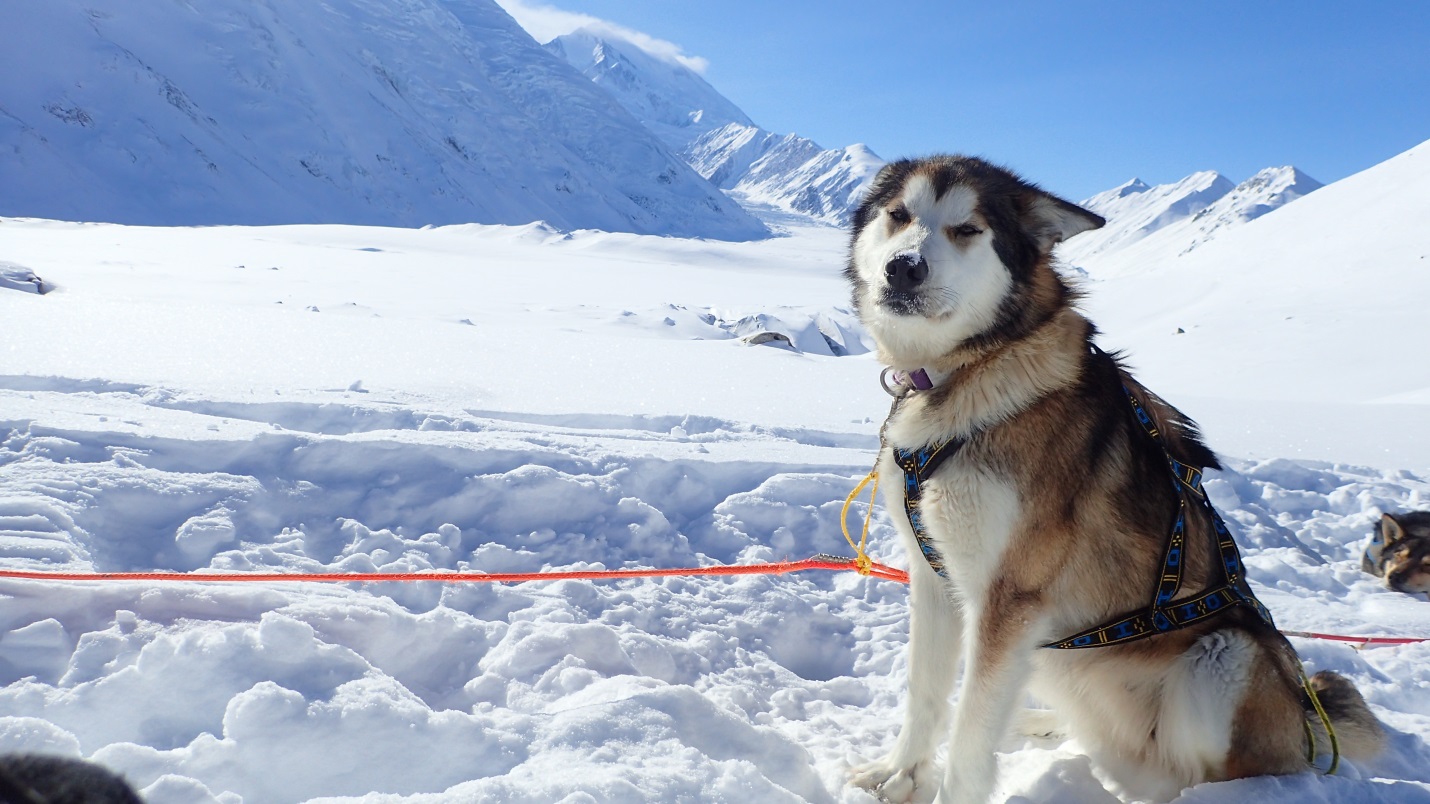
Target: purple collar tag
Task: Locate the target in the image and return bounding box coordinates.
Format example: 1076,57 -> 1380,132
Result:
880,366 -> 938,397
906,368 -> 934,391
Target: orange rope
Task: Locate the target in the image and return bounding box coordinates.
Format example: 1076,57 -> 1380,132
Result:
3,562 -> 1424,648
0,555 -> 911,586
1279,629 -> 1428,648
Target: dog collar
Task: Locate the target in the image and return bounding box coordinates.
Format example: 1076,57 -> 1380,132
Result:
879,367 -> 945,397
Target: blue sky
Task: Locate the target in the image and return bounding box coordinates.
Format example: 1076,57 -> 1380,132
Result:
501,1 -> 1429,201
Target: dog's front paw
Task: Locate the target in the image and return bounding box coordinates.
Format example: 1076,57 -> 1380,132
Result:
850,757 -> 940,804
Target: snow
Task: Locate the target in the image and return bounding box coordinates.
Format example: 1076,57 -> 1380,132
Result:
0,0 -> 765,241
2,139 -> 1430,802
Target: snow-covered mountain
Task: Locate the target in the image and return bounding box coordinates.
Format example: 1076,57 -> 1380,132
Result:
685,124 -> 885,222
543,28 -> 753,152
1182,166 -> 1323,248
549,29 -> 883,225
0,0 -> 767,240
1060,166 -> 1322,274
1084,139 -> 1429,408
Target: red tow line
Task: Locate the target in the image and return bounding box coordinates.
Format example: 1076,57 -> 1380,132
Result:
3,558 -> 1425,647
0,555 -> 910,585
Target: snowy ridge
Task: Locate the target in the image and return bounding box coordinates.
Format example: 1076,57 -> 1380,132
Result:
685,124 -> 885,223
1187,166 -> 1323,243
552,32 -> 884,225
1060,171 -> 1236,264
544,28 -> 753,152
685,124 -> 823,191
0,0 -> 766,240
1060,166 -> 1323,275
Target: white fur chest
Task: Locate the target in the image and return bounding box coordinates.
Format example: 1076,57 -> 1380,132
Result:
880,401 -> 1022,604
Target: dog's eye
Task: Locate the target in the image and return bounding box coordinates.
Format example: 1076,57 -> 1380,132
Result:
947,223 -> 983,240
888,207 -> 911,224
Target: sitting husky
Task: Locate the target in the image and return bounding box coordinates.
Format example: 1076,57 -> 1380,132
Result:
1363,511 -> 1430,594
844,156 -> 1383,803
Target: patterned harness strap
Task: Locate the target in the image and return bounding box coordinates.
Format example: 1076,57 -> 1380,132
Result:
888,379 -> 1273,648
1043,388 -> 1275,649
892,439 -> 965,579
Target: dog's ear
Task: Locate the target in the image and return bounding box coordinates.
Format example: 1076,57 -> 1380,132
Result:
866,160 -> 916,205
1022,192 -> 1104,253
1382,513 -> 1406,546
852,160 -> 915,231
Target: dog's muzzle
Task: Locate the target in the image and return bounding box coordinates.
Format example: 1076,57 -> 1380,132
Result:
879,252 -> 930,315
884,252 -> 928,292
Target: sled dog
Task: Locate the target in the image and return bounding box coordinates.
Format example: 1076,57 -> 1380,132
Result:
1363,511 -> 1430,595
0,753 -> 142,803
844,156 -> 1383,803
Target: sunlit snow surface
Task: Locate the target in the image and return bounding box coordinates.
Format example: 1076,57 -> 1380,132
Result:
1,195 -> 1428,802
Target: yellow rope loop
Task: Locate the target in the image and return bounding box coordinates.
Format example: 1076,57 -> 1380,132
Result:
842,468 -> 880,576
1300,668 -> 1341,775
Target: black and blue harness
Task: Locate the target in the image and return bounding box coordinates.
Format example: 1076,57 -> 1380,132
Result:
891,382 -> 1275,650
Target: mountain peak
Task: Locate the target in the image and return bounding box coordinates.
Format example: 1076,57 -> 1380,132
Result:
1118,178 -> 1151,196
545,30 -> 752,152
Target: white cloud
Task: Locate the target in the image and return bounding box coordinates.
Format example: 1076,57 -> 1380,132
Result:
494,0 -> 710,74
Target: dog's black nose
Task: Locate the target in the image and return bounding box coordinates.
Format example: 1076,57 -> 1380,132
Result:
885,254 -> 929,291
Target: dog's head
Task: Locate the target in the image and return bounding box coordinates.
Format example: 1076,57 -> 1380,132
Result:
1376,512 -> 1430,595
845,156 -> 1103,367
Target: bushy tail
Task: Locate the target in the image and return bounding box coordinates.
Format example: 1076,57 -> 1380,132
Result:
1308,671 -> 1386,762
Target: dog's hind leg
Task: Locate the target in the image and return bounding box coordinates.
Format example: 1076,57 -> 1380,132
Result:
850,569 -> 963,804
1156,631 -> 1309,791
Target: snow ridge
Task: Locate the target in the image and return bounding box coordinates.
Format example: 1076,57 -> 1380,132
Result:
551,31 -> 885,225
544,28 -> 753,152
1061,165 -> 1323,274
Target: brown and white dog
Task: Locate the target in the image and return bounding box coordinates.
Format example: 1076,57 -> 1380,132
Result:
1363,511 -> 1430,595
844,156 -> 1383,803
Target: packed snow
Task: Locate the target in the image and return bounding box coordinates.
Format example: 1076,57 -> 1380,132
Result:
3,140 -> 1430,803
